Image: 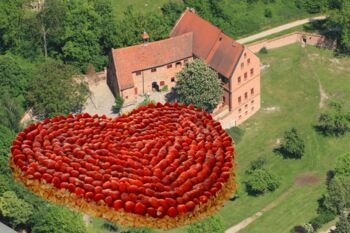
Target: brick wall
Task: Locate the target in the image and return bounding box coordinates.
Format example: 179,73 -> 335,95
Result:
247,32 -> 336,53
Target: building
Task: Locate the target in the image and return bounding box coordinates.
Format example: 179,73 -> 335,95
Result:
107,8 -> 260,126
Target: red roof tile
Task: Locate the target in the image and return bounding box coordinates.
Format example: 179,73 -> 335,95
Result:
170,9 -> 244,78
112,32 -> 193,91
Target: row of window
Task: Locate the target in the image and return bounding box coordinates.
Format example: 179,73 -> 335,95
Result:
134,59 -> 189,76
238,88 -> 255,103
238,99 -> 255,120
241,52 -> 251,69
238,68 -> 254,83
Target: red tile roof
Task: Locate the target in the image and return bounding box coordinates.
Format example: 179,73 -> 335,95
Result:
112,32 -> 193,91
170,9 -> 243,78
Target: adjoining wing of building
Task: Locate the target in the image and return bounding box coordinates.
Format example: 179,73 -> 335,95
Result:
107,8 -> 260,126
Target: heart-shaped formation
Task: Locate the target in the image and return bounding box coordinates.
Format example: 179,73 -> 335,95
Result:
10,102 -> 236,229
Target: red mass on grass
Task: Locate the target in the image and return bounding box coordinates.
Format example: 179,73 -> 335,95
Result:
9,102 -> 236,229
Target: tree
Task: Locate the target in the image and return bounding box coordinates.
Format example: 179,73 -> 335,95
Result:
175,59 -> 223,112
0,94 -> 24,133
324,175 -> 350,213
277,128 -> 305,159
30,204 -> 86,233
36,0 -> 66,59
187,215 -> 225,233
335,213 -> 350,233
245,169 -> 280,195
112,96 -> 124,113
26,59 -> 89,119
334,153 -> 350,177
316,102 -> 349,136
0,54 -> 29,100
0,191 -> 33,229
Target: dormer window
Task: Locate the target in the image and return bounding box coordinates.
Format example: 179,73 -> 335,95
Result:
135,71 -> 141,76
151,68 -> 157,72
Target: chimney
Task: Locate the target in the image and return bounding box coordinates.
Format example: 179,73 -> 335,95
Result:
142,31 -> 149,44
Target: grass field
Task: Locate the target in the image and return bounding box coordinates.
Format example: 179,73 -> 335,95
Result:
88,45 -> 350,233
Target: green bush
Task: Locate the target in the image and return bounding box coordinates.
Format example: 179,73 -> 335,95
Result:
112,95 -> 124,113
316,102 -> 349,136
249,157 -> 267,171
310,210 -> 336,230
161,85 -> 169,92
138,96 -> 155,107
264,8 -> 272,18
276,128 -> 305,159
259,47 -> 268,54
245,168 -> 280,195
187,215 -> 225,233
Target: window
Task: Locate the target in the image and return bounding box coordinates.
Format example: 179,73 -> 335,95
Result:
241,62 -> 244,69
248,58 -> 251,65
244,72 -> 248,79
239,108 -> 242,113
245,104 -> 248,109
244,92 -> 248,99
251,88 -> 254,95
238,76 -> 241,83
167,64 -> 172,69
134,88 -> 137,95
176,61 -> 182,67
239,115 -> 242,119
171,77 -> 175,82
151,68 -> 157,72
222,96 -> 226,103
244,53 -> 247,59
251,106 -> 255,111
238,96 -> 241,103
125,96 -> 128,99
250,68 -> 254,76
160,81 -> 165,86
251,100 -> 255,104
245,111 -> 248,115
184,59 -> 188,63
135,71 -> 141,76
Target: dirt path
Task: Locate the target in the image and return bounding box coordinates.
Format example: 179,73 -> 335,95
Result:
319,226 -> 336,233
237,15 -> 327,44
225,173 -> 320,233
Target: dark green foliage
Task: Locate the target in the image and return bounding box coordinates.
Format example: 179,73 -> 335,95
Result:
264,8 -> 273,18
116,6 -> 169,47
27,60 -> 89,119
0,125 -> 15,158
298,0 -> 328,13
0,54 -> 29,99
276,128 -> 305,159
187,215 -> 225,233
112,95 -> 124,113
161,1 -> 186,27
30,204 -> 86,233
316,102 -> 349,136
259,47 -> 268,54
226,127 -> 245,144
0,95 -> 24,133
324,175 -> 350,213
249,157 -> 267,171
138,96 -> 155,107
335,213 -> 350,233
175,59 -> 223,112
309,210 -> 336,230
0,191 -> 33,229
334,153 -> 350,177
245,168 -> 280,195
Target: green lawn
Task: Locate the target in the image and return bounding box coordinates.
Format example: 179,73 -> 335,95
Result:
89,45 -> 350,233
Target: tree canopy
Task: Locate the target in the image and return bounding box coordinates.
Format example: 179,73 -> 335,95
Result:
175,59 -> 223,112
245,168 -> 280,195
0,191 -> 33,229
187,215 -> 225,233
277,128 -> 305,159
30,204 -> 86,233
26,59 -> 89,119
